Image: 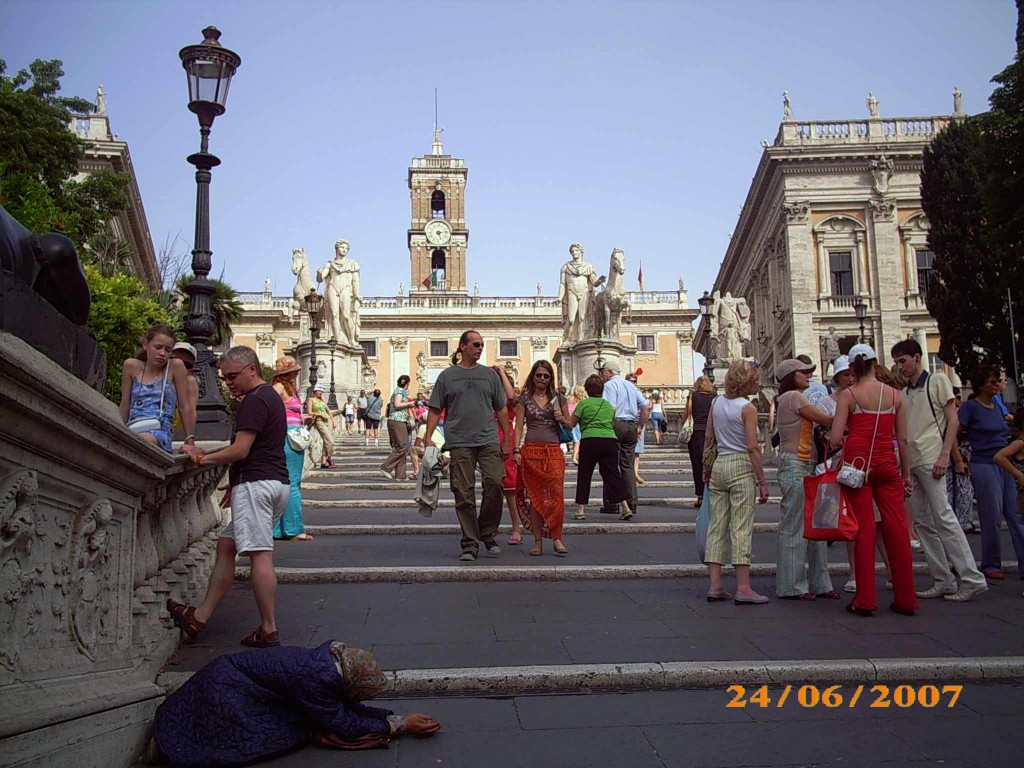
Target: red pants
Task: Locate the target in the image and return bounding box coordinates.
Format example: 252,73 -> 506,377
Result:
843,456 -> 918,613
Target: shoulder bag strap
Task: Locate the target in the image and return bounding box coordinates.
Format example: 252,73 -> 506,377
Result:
923,373 -> 946,439
863,384 -> 884,471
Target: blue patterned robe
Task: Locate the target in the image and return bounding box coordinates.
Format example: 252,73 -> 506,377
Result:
154,642 -> 392,767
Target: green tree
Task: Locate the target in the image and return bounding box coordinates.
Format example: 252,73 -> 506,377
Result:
172,274 -> 245,347
84,264 -> 173,402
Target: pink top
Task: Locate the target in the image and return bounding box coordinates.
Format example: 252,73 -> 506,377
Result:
285,395 -> 304,427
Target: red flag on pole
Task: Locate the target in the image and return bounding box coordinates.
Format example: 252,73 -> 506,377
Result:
637,261 -> 644,291
422,274 -> 432,289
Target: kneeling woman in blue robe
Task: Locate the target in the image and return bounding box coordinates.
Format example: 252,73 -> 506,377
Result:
151,641 -> 441,767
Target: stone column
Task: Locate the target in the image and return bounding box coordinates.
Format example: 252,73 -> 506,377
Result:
782,201 -> 817,361
854,232 -> 868,296
869,199 -> 901,363
677,329 -> 695,385
389,336 -> 410,383
816,238 -> 830,298
914,328 -> 929,360
903,238 -> 918,295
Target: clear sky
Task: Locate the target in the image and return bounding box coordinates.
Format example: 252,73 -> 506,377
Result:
3,0 -> 1017,302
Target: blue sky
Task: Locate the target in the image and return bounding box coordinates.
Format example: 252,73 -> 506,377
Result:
3,0 -> 1016,301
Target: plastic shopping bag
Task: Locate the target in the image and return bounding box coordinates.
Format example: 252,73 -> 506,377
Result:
695,492 -> 712,562
803,469 -> 858,541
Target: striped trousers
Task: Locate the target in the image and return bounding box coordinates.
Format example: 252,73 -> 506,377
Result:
705,453 -> 756,566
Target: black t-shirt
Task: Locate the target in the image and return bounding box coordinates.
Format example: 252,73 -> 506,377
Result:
228,384 -> 289,486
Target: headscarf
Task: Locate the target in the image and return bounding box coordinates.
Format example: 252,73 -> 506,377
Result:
329,642 -> 389,701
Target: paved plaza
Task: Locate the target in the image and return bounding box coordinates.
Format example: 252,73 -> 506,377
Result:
161,439 -> 1024,767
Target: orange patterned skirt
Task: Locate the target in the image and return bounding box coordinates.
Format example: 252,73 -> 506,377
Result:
515,442 -> 565,540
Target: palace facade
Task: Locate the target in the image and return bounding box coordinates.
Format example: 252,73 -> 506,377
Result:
697,97 -> 962,385
229,132 -> 700,411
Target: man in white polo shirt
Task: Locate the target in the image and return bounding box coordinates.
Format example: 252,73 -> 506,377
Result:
599,360 -> 650,520
892,339 -> 987,602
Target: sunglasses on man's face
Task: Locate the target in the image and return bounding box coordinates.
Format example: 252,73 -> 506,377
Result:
468,341 -> 484,348
220,365 -> 254,383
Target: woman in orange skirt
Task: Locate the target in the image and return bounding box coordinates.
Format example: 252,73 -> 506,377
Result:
514,360 -> 571,556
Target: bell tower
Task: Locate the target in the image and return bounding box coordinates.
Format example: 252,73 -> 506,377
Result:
408,128 -> 468,293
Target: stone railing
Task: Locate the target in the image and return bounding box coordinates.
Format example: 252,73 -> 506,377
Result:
410,156 -> 465,169
626,290 -> 685,305
238,292 -> 294,310
0,331 -> 229,766
775,116 -> 951,147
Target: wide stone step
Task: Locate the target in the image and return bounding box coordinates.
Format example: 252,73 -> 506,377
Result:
304,522 -> 782,535
299,495 -> 783,508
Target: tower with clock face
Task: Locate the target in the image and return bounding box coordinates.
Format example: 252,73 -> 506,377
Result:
408,128 -> 469,293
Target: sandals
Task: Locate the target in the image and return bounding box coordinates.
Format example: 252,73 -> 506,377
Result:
817,590 -> 841,600
241,627 -> 281,648
529,543 -> 543,556
167,600 -> 206,639
779,593 -> 817,601
508,531 -> 523,546
553,542 -> 568,556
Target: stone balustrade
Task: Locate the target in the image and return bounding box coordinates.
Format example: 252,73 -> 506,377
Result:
774,116 -> 951,147
0,331 -> 229,767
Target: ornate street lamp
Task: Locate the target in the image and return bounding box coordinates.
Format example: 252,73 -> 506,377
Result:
327,338 -> 338,409
179,26 -> 241,439
698,290 -> 715,382
305,288 -> 324,400
853,295 -> 867,343
593,338 -> 605,372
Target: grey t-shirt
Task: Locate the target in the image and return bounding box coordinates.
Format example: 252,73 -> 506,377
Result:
429,364 -> 505,448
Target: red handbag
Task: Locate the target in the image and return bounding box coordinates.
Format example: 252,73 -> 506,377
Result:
803,469 -> 858,541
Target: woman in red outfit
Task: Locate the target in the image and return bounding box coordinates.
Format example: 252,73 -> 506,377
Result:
829,344 -> 918,617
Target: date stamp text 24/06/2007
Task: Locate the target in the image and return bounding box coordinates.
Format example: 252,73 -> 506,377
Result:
726,684 -> 963,709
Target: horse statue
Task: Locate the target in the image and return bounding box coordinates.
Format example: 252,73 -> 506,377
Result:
290,248 -> 315,315
589,248 -> 629,339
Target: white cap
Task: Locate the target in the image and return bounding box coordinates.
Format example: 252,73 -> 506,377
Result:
313,383 -> 325,392
832,355 -> 850,381
848,343 -> 877,361
172,342 -> 197,361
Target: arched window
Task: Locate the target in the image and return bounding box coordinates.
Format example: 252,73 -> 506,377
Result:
431,249 -> 447,274
430,190 -> 446,219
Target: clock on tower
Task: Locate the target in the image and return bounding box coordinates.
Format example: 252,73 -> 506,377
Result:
408,128 -> 469,293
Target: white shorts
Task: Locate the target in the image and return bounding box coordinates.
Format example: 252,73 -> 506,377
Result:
220,479 -> 289,553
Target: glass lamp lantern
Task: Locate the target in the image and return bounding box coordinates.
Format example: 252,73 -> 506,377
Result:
179,26 -> 241,129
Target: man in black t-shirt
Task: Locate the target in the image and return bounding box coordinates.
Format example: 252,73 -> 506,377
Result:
169,346 -> 290,648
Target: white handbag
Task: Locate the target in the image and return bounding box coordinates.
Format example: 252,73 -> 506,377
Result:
287,426 -> 312,452
837,385 -> 884,489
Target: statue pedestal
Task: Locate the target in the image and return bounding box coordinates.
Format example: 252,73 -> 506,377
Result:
554,339 -> 638,388
295,340 -> 366,400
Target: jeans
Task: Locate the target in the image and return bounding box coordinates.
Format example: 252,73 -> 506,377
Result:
969,461 -> 1024,576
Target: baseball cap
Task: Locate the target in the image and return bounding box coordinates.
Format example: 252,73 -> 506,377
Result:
313,383 -> 325,392
602,359 -> 622,374
775,358 -> 815,382
831,355 -> 851,381
172,342 -> 197,361
848,343 -> 877,362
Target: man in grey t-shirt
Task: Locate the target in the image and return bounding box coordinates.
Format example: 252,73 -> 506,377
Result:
424,330 -> 513,561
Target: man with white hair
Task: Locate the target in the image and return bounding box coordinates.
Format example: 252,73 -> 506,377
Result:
599,360 -> 650,520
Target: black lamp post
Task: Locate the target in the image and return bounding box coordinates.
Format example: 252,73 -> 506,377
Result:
853,295 -> 867,343
698,290 -> 715,382
327,338 -> 338,409
594,338 -> 605,372
178,26 -> 241,439
305,288 -> 324,400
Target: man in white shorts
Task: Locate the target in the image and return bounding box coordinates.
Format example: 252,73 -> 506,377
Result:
171,346 -> 291,646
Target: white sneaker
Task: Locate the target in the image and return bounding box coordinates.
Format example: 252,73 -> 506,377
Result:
843,579 -> 857,593
944,583 -> 988,602
916,585 -> 956,599
910,539 -> 923,552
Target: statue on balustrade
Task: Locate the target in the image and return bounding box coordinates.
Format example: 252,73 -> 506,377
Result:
709,291 -> 751,361
820,326 -> 841,376
589,248 -> 630,340
316,239 -> 362,346
866,91 -> 880,118
290,248 -> 315,317
556,243 -> 604,342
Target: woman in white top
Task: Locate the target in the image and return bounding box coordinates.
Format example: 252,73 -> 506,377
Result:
650,392 -> 667,445
703,360 -> 770,604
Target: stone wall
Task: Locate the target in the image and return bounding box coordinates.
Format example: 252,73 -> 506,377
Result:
0,331 -> 228,767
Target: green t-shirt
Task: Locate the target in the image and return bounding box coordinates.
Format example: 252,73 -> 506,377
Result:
573,396 -> 617,439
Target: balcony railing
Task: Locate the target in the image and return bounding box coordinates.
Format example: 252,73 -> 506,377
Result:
410,156 -> 465,169
776,116 -> 951,147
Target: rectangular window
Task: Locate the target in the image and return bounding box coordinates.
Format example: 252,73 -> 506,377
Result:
499,339 -> 518,357
637,334 -> 656,352
916,249 -> 936,295
829,251 -> 854,296
359,340 -> 377,358
430,340 -> 449,358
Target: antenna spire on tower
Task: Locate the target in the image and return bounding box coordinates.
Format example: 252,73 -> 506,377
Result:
432,88 -> 444,155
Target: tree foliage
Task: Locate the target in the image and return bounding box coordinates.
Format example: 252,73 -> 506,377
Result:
84,264 -> 173,402
922,3 -> 1024,380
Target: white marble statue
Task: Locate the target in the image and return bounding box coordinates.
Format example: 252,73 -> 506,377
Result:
316,239 -> 362,346
710,290 -> 751,361
290,248 -> 315,317
590,248 -> 629,340
556,243 -> 605,342
953,86 -> 963,115
867,92 -> 880,118
782,90 -> 792,120
399,281 -> 405,296
96,85 -> 106,115
821,326 -> 841,374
